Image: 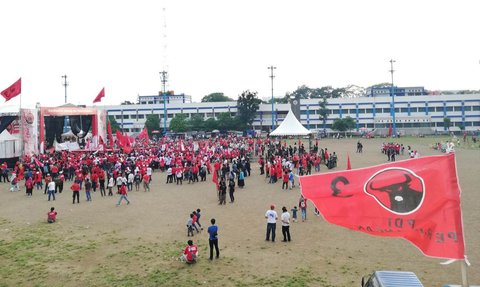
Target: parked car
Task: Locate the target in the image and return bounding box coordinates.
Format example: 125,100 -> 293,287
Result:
361,271 -> 424,287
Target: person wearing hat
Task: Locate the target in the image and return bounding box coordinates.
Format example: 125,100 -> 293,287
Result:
265,204 -> 278,242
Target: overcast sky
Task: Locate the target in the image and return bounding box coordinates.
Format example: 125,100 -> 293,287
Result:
1,0 -> 479,107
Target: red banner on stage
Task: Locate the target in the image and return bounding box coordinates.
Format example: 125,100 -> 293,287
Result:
299,153 -> 465,260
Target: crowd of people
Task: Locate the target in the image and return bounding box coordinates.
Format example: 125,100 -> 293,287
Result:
2,134 -> 343,264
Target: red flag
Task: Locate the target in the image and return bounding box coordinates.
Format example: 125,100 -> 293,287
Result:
34,157 -> 44,168
1,78 -> 21,102
115,130 -> 124,148
388,124 -> 393,137
93,87 -> 105,103
346,153 -> 352,170
107,121 -> 114,147
138,127 -> 148,140
299,154 -> 464,260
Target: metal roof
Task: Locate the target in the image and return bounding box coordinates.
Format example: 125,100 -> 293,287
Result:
374,271 -> 424,287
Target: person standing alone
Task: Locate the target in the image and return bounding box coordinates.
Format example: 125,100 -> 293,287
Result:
281,206 -> 291,242
265,204 -> 278,242
207,218 -> 220,260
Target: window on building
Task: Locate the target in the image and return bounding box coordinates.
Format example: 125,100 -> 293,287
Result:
463,106 -> 472,112
445,107 -> 453,112
168,114 -> 174,118
115,115 -> 121,119
400,108 -> 408,113
123,115 -> 129,119
332,110 -> 340,114
138,114 -> 144,119
148,101 -> 153,104
453,106 -> 462,112
427,107 -> 435,112
436,107 -> 444,112
206,113 -> 214,118
366,108 -> 373,114
473,106 -> 480,111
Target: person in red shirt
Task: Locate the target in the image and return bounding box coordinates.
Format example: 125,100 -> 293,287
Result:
182,240 -> 198,264
71,181 -> 81,204
282,170 -> 289,190
116,183 -> 130,206
44,174 -> 52,194
47,207 -> 57,223
142,174 -> 150,191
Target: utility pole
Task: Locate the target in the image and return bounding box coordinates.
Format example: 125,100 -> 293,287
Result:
389,59 -> 397,137
268,66 -> 276,131
160,71 -> 168,134
61,75 -> 68,103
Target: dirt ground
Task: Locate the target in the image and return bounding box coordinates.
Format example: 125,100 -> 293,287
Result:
0,137 -> 479,287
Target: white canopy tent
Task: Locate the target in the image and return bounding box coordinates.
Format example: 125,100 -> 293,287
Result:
0,130 -> 21,159
269,109 -> 312,136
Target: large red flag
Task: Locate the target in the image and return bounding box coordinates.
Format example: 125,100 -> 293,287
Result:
93,87 -> 105,103
299,153 -> 464,260
1,78 -> 21,102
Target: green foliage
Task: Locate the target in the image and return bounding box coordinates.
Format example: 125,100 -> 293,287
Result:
332,116 -> 356,132
216,112 -> 235,131
120,100 -> 135,105
236,90 -> 261,129
318,97 -> 329,128
443,117 -> 451,131
108,116 -> 121,132
169,114 -> 189,132
201,92 -> 234,102
188,113 -> 205,131
144,114 -> 161,136
204,118 -> 217,131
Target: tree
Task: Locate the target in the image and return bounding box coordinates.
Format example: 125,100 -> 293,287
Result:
121,100 -> 135,105
144,114 -> 161,136
443,117 -> 451,131
217,112 -> 235,131
204,118 -> 217,131
169,114 -> 189,132
318,97 -> 329,129
201,93 -> 234,102
189,114 -> 205,131
108,116 -> 121,132
236,90 -> 261,130
332,117 -> 356,136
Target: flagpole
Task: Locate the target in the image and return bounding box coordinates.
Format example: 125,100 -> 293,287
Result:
19,82 -> 24,157
461,260 -> 469,287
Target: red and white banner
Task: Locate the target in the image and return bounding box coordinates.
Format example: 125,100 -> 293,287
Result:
299,153 -> 465,260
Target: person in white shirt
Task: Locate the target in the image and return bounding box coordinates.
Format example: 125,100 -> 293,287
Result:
146,166 -> 153,182
47,180 -> 56,201
127,172 -> 134,191
281,206 -> 291,242
265,204 -> 278,242
107,176 -> 115,196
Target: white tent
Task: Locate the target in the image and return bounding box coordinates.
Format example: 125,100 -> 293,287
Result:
0,130 -> 21,159
269,109 -> 312,136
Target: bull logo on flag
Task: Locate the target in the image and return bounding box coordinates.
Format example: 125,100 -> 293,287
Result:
364,168 -> 425,215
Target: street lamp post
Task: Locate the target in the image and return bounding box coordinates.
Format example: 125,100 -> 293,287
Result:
268,66 -> 276,131
160,71 -> 168,134
61,75 -> 69,133
389,59 -> 397,137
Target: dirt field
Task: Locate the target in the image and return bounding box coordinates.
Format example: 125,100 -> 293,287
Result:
0,137 -> 479,287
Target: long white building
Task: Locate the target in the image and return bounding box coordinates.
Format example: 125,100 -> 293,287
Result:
102,93 -> 480,136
